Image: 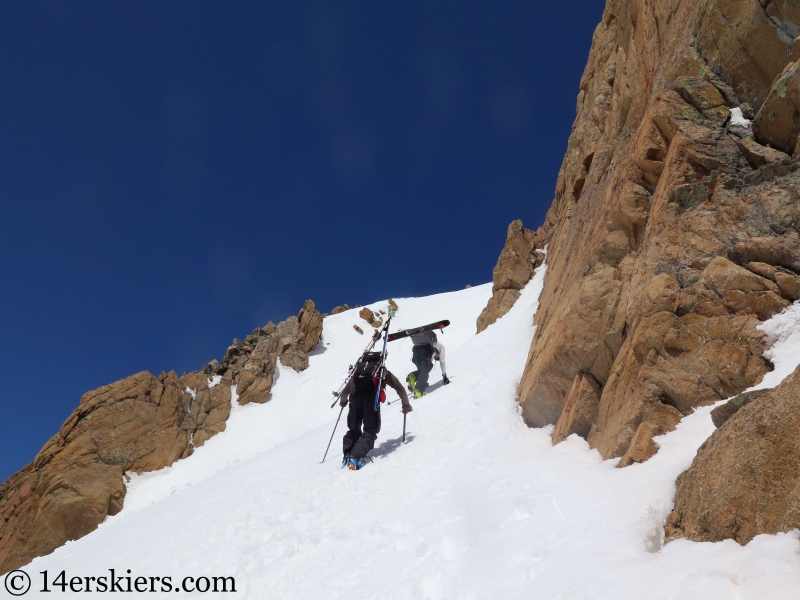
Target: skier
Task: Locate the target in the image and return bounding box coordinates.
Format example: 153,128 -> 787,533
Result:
340,353 -> 412,470
406,330 -> 449,398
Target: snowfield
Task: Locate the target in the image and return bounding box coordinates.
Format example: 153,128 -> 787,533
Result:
12,265 -> 800,599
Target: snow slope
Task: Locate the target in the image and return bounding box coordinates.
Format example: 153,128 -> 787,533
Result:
11,268 -> 800,599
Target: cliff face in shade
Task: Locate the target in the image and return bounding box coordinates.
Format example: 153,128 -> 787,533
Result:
0,300 -> 323,575
515,0 -> 800,468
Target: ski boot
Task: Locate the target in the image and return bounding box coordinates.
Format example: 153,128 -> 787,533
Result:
341,453 -> 351,468
347,456 -> 367,470
442,374 -> 450,385
406,373 -> 417,395
407,373 -> 423,398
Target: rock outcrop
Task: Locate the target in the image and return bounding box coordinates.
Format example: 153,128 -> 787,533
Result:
0,300 -> 323,574
358,307 -> 383,329
665,364 -> 800,545
509,0 -> 800,472
551,373 -> 601,445
476,220 -> 548,333
708,388 -> 771,428
753,59 -> 800,156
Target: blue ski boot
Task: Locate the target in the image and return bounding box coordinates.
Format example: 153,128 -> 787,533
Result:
347,457 -> 367,470
342,453 -> 351,467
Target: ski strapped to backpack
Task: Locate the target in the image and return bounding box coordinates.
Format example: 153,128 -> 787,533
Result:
387,320 -> 449,342
329,308 -> 396,409
329,328 -> 383,408
372,314 -> 392,411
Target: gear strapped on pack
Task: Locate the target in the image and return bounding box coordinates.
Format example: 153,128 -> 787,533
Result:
352,352 -> 386,401
372,313 -> 392,411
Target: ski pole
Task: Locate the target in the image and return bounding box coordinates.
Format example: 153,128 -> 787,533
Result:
402,412 -> 407,442
321,405 -> 345,463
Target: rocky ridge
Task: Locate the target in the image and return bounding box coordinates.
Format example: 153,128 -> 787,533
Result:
0,301 -> 323,574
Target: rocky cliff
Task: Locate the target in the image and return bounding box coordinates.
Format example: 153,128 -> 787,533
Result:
475,0 -> 800,541
504,0 -> 800,469
665,367 -> 800,544
0,301 -> 323,574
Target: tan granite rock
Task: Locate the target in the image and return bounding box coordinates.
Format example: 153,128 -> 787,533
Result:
552,373 -> 601,445
709,388 -> 771,428
476,220 -> 549,333
753,60 -> 800,156
0,299 -> 324,573
735,137 -> 792,167
665,364 -> 800,545
359,307 -> 375,323
515,0 -> 800,471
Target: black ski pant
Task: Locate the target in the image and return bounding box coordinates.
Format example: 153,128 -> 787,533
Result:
410,344 -> 434,393
343,392 -> 381,459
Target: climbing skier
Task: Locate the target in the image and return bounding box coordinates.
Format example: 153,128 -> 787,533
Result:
340,352 -> 412,470
406,330 -> 449,398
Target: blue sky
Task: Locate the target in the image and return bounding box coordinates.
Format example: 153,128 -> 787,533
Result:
0,1 -> 604,481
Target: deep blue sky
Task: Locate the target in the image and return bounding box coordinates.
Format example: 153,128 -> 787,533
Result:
0,1 -> 603,481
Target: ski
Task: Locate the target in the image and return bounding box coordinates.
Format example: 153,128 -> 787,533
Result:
329,326 -> 385,409
387,320 -> 449,342
373,313 -> 392,411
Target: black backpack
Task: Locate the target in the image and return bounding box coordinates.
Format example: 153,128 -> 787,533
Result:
353,352 -> 383,393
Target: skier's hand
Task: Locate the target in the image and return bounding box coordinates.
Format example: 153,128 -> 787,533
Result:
339,396 -> 348,408
402,404 -> 413,414
434,353 -> 440,361
442,375 -> 450,385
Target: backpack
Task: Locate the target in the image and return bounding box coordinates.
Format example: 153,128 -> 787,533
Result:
353,352 -> 384,394
410,330 -> 437,346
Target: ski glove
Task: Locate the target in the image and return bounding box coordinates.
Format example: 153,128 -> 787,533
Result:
339,396 -> 348,408
402,404 -> 413,414
442,375 -> 450,385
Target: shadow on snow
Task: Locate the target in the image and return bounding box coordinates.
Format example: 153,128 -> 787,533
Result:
371,434 -> 415,459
